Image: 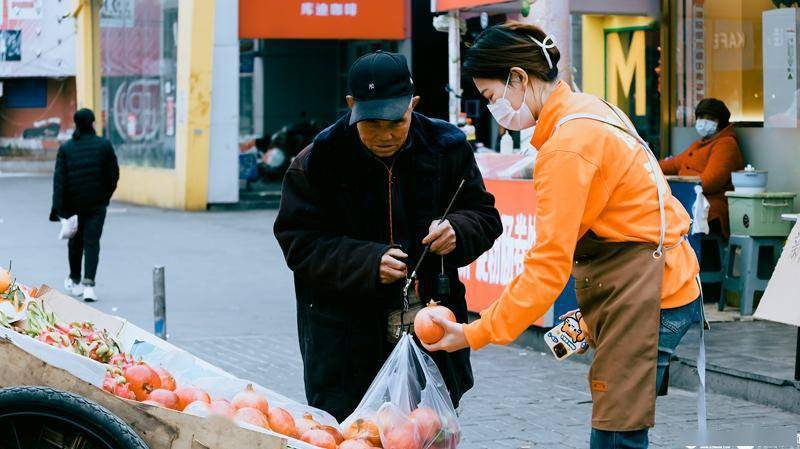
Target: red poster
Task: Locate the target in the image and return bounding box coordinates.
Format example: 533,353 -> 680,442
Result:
458,178 -> 546,327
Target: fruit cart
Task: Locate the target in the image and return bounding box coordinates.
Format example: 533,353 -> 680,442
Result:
0,285 -> 328,449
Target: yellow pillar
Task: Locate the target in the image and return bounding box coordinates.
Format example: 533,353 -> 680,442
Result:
73,0 -> 103,134
174,0 -> 216,210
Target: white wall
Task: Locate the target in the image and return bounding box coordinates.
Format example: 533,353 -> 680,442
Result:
207,0 -> 240,204
671,127 -> 800,204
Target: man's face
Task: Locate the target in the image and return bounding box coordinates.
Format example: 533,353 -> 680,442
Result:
347,96 -> 420,158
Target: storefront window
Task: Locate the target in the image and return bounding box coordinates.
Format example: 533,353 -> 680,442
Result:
100,0 -> 178,168
673,0 -> 775,125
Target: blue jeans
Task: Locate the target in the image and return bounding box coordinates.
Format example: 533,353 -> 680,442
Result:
590,298 -> 699,449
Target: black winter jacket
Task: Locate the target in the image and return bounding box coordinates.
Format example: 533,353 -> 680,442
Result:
51,133 -> 119,220
273,112 -> 502,421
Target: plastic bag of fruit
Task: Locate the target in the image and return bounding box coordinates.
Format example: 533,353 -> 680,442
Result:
340,333 -> 460,449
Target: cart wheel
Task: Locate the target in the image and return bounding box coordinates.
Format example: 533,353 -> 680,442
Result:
0,386 -> 148,449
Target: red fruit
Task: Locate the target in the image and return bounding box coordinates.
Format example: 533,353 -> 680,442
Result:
301,429 -> 337,449
344,418 -> 382,447
209,400 -> 236,419
267,407 -> 297,438
410,407 -> 442,442
231,384 -> 269,415
296,412 -> 322,436
174,386 -> 211,411
152,367 -> 176,391
340,440 -> 377,449
0,268 -> 11,293
123,364 -> 161,401
234,407 -> 270,429
183,400 -> 211,416
383,422 -> 421,449
148,389 -> 180,410
413,300 -> 456,344
320,425 -> 344,444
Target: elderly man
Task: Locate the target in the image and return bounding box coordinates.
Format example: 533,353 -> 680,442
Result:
274,51 -> 502,421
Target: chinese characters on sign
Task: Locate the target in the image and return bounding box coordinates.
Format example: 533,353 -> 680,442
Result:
458,213 -> 536,286
300,2 -> 358,17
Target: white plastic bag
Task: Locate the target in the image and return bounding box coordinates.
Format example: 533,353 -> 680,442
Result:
691,185 -> 710,235
340,334 -> 460,449
59,215 -> 78,240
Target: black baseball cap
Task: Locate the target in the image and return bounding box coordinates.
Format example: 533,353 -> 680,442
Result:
348,51 -> 414,125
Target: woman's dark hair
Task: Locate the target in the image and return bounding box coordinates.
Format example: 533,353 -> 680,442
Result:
695,98 -> 731,129
463,21 -> 560,82
72,108 -> 96,140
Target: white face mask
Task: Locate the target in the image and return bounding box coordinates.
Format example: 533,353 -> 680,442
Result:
695,118 -> 718,138
486,74 -> 536,131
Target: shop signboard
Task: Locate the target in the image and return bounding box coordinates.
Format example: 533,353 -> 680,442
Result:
0,0 -> 74,77
239,0 -> 409,40
431,0 -> 509,12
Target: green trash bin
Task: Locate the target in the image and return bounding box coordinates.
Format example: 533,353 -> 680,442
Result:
726,191 -> 796,237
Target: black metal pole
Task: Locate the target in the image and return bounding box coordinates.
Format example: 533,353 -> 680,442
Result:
795,327 -> 800,381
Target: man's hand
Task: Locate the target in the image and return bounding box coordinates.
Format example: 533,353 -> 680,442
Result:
420,316 -> 469,353
422,219 -> 456,255
379,247 -> 408,284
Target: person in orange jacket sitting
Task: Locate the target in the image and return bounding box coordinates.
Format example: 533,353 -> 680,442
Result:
423,22 -> 703,449
659,99 -> 744,238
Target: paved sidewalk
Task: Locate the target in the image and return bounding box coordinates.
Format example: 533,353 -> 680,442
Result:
2,175 -> 798,448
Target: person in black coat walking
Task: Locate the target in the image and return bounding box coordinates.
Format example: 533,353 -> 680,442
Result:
273,51 -> 502,421
50,108 -> 119,302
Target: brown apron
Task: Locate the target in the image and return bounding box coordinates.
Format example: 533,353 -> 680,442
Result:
556,102 -> 676,431
573,234 -> 663,431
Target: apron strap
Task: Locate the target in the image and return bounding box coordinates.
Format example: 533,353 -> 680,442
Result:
552,105 -> 669,259
695,275 -> 709,441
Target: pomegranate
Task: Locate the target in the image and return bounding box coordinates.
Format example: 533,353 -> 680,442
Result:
296,412 -> 322,436
183,400 -> 211,416
209,400 -> 236,419
152,366 -> 176,391
0,267 -> 11,293
410,407 -> 442,443
123,364 -> 162,401
340,440 -> 377,449
231,384 -> 269,415
413,300 -> 456,344
234,407 -> 270,429
174,386 -> 211,411
320,425 -> 344,444
148,389 -> 180,410
301,429 -> 337,449
344,418 -> 381,446
382,422 -> 421,449
268,407 -> 297,438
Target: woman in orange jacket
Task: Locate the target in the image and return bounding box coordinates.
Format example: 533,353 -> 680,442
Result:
424,23 -> 702,449
659,98 -> 744,238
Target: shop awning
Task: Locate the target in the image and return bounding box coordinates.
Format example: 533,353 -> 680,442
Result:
239,0 -> 409,40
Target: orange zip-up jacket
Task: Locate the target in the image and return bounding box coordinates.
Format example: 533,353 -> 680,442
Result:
464,81 -> 700,350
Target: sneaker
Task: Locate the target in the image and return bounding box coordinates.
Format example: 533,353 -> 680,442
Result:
64,277 -> 84,297
82,286 -> 98,302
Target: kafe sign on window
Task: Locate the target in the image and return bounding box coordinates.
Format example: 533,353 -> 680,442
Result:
239,0 -> 409,40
